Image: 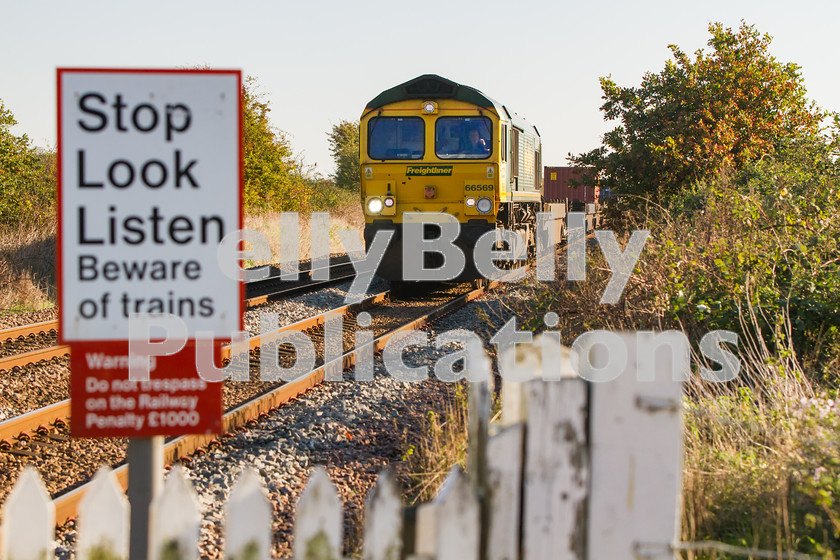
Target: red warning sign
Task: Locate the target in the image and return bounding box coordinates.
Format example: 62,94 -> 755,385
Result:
70,341 -> 223,437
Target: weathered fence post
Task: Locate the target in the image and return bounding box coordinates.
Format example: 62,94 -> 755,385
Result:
78,466 -> 130,560
224,468 -> 272,560
521,364 -> 588,559
486,423 -> 525,560
497,332 -> 588,560
587,332 -> 684,559
293,466 -> 342,560
0,467 -> 55,560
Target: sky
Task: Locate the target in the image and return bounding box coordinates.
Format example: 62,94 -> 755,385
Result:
2,0 -> 838,177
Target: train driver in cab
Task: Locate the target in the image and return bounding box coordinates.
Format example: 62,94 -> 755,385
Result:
463,128 -> 489,156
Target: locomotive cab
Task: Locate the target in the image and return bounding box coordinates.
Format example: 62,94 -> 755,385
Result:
360,74 -> 542,283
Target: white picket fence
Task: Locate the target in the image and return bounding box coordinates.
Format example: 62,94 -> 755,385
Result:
0,333 -> 684,559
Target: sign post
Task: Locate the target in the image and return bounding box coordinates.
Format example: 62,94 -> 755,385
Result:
58,69 -> 242,560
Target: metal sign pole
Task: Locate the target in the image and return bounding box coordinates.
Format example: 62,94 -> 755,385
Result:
127,436 -> 164,560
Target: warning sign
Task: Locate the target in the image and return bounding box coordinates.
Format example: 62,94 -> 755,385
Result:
58,69 -> 242,341
58,69 -> 242,437
70,342 -> 223,437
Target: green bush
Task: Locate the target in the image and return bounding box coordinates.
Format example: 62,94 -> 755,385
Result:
655,135 -> 840,374
327,120 -> 360,192
242,78 -> 356,213
0,100 -> 55,228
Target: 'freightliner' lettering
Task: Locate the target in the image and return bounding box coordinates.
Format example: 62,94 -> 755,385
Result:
405,166 -> 453,176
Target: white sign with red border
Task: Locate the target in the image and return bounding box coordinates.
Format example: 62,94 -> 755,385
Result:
58,69 -> 243,342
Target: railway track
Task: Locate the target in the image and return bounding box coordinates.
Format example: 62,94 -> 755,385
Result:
0,320 -> 59,341
244,259 -> 356,306
0,261 -> 357,372
0,286 -> 386,443
0,273 -> 510,533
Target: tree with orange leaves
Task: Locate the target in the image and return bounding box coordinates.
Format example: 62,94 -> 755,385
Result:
573,21 -> 827,204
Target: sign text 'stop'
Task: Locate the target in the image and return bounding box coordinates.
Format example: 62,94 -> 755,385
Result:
77,92 -> 193,142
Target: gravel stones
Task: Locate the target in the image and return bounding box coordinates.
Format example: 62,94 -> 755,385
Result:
0,307 -> 58,330
243,276 -> 388,335
0,356 -> 69,421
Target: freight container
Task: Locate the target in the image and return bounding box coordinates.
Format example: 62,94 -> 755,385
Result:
542,166 -> 601,234
543,166 -> 598,206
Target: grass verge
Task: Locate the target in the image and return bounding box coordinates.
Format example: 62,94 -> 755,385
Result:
244,201 -> 363,266
0,220 -> 56,314
398,383 -> 469,505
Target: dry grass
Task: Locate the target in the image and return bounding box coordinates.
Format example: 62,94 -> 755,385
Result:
399,384 -> 470,505
679,311 -> 840,557
243,203 -> 364,265
0,220 -> 56,314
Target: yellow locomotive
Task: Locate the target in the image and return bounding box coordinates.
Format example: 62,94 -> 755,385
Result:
360,74 -> 542,283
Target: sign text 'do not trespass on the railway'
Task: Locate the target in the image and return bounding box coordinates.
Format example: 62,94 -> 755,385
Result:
58,69 -> 242,341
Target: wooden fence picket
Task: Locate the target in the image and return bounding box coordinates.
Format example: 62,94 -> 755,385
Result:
363,469 -> 402,560
150,466 -> 200,560
413,500 -> 438,558
0,467 -> 54,560
432,467 -> 479,560
293,466 -> 342,560
486,424 -> 525,560
522,376 -> 589,560
77,466 -> 129,560
224,468 -> 271,560
587,333 -> 684,560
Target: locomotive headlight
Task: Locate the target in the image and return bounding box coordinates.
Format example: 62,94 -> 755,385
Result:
384,197 -> 395,208
465,197 -> 476,207
367,197 -> 384,214
476,197 -> 493,214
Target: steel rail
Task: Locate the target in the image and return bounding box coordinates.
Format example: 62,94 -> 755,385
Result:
244,271 -> 356,307
0,400 -> 71,445
0,344 -> 71,371
0,320 -> 59,341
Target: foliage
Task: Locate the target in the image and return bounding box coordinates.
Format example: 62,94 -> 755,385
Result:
240,77 -> 311,211
503,114 -> 840,556
327,120 -> 360,191
567,19 -> 840,374
0,100 -> 55,227
683,348 -> 840,558
573,21 -> 827,204
651,138 -> 840,375
242,78 -> 357,212
399,384 -> 468,505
